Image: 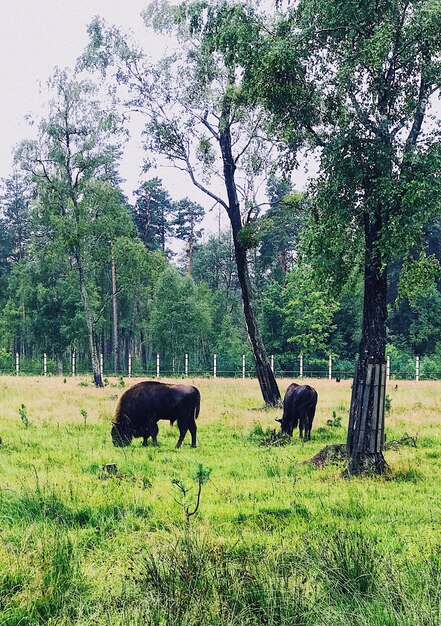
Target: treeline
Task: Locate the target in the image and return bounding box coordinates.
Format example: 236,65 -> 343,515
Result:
1,162 -> 440,376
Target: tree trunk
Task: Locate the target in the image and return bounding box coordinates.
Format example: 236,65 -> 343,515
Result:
347,214 -> 387,474
77,251 -> 103,388
219,93 -> 280,406
188,240 -> 193,276
135,296 -> 148,371
110,242 -> 119,374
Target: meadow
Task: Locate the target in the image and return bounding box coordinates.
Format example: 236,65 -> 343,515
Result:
0,376 -> 440,626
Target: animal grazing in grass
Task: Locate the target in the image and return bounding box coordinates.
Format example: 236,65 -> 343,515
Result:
276,383 -> 318,441
111,381 -> 200,448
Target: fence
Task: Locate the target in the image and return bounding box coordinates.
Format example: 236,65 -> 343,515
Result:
1,351 -> 439,381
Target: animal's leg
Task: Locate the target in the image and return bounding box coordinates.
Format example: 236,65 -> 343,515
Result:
306,405 -> 316,441
142,434 -> 149,447
299,415 -> 304,439
189,421 -> 197,448
176,423 -> 188,448
150,422 -> 159,447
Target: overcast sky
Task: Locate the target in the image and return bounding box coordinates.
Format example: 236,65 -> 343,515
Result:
0,1 -> 314,240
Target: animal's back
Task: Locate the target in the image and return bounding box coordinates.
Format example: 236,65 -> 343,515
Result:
115,381 -> 168,426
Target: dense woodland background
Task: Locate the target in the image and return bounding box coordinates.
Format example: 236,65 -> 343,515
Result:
1,169 -> 440,377
0,0 -> 440,379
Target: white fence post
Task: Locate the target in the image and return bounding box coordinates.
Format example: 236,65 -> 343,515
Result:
156,353 -> 160,378
185,353 -> 188,377
416,356 -> 420,381
100,353 -> 104,377
71,350 -> 76,377
328,354 -> 332,380
386,355 -> 390,381
128,353 -> 132,378
299,354 -> 303,378
15,352 -> 19,376
213,353 -> 217,378
43,353 -> 47,376
172,356 -> 175,375
242,354 -> 246,379
271,355 -> 274,372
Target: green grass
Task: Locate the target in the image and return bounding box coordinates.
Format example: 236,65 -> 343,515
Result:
0,376 -> 440,625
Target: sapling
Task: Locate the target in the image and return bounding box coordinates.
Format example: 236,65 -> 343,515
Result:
19,404 -> 29,428
172,464 -> 212,527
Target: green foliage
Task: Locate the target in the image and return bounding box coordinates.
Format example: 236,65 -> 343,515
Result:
327,411 -> 342,428
150,267 -> 214,360
133,177 -> 174,254
398,253 -> 441,306
283,263 -> 338,355
80,408 -> 88,428
18,403 -> 29,428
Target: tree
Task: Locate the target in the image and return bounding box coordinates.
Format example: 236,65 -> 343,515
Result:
16,68 -> 127,387
0,171 -> 33,263
133,177 -> 174,254
0,172 -> 33,353
283,263 -> 338,357
256,178 -> 305,283
173,198 -> 205,275
150,267 -> 214,366
81,2 -> 281,405
256,0 -> 441,472
112,237 -> 167,370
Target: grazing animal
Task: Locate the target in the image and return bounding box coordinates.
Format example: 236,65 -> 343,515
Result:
111,381 -> 200,448
276,383 -> 318,441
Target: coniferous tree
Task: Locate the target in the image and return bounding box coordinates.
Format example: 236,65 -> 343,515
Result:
133,177 -> 174,255
173,198 -> 205,275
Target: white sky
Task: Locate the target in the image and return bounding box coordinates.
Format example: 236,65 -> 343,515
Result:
0,0 -> 314,241
0,1 -> 229,238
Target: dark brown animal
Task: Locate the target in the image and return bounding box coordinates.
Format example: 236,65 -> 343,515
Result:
111,381 -> 200,448
276,383 -> 318,441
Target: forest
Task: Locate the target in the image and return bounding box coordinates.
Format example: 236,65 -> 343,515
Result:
0,0 -> 440,384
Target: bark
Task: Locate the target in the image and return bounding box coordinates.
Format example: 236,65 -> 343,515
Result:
110,242 -> 119,373
77,250 -> 103,388
219,90 -> 280,406
135,297 -> 148,371
188,240 -> 193,276
129,285 -> 139,356
347,212 -> 387,475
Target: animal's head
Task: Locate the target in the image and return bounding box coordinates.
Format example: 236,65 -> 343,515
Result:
111,415 -> 134,447
275,416 -> 294,436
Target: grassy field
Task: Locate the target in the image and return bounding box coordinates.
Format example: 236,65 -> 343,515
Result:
0,376 -> 440,625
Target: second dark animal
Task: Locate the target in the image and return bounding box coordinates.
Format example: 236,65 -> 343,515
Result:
276,383 -> 318,441
111,381 -> 200,448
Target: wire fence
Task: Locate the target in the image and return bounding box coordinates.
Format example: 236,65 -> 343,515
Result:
1,352 -> 440,381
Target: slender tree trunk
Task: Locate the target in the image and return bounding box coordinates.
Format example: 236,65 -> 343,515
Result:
110,242 -> 119,374
135,297 -> 147,371
219,91 -> 280,406
347,212 -> 387,474
76,250 -> 103,387
129,284 -> 139,355
188,240 -> 193,276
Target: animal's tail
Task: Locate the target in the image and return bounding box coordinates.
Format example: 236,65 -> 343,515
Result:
194,389 -> 201,421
